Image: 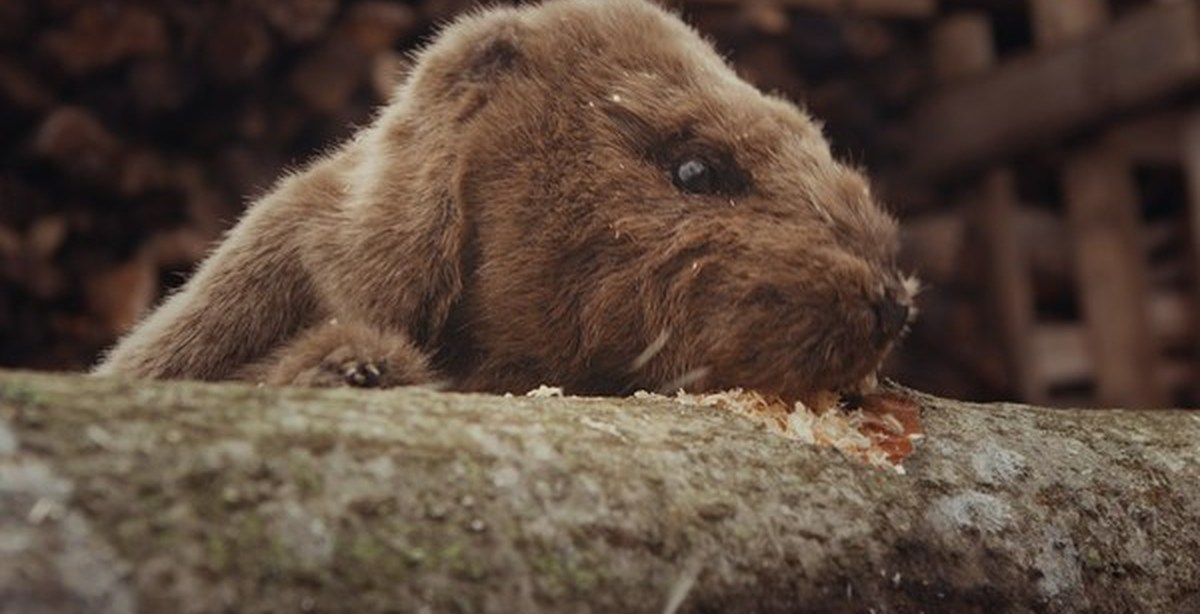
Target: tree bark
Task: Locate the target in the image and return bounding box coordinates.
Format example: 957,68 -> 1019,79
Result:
1,370 -> 1197,613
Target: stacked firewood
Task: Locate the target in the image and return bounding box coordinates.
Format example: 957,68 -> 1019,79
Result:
0,0 -> 427,368
1,0 -> 1195,408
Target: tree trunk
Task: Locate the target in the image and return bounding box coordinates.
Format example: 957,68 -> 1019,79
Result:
1,370 -> 1197,613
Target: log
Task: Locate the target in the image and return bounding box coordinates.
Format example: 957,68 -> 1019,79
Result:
2,370 -> 1199,613
910,0 -> 1200,177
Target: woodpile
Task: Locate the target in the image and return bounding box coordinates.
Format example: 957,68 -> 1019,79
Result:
0,0 -> 422,369
0,0 -> 1196,407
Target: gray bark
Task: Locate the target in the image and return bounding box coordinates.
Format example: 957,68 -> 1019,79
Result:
0,370 -> 1197,613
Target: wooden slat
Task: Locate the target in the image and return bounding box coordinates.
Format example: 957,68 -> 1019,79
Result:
978,169 -> 1042,402
910,1 -> 1200,177
1028,0 -> 1109,47
1062,146 -> 1167,408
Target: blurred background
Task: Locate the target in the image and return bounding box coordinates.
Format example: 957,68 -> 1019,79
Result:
0,0 -> 1196,408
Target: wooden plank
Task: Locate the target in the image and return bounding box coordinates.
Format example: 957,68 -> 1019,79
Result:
1028,0 -> 1109,47
978,169 -> 1042,402
1062,146 -> 1167,408
910,1 -> 1200,177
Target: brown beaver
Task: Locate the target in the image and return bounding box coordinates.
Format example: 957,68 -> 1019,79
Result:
94,0 -> 916,405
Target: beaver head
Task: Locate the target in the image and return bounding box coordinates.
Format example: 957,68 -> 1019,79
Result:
328,0 -> 915,403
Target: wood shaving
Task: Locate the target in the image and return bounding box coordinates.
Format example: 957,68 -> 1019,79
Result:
635,388 -> 922,473
525,385 -> 565,398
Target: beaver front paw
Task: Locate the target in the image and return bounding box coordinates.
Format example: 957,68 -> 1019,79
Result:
310,342 -> 398,388
244,320 -> 436,389
337,359 -> 384,388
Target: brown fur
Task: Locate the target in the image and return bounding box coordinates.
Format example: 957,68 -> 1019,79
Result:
94,0 -> 915,402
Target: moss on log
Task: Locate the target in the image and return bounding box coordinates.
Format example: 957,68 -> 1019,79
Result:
1,370 -> 1198,613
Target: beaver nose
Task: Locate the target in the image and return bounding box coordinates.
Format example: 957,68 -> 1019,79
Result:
872,298 -> 909,346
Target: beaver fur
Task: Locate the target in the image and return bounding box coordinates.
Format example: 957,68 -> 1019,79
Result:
94,0 -> 916,404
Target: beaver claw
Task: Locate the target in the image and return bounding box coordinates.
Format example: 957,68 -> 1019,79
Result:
340,360 -> 384,388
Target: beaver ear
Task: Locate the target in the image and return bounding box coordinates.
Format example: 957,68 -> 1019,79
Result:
463,24 -> 523,82
418,14 -> 526,95
310,16 -> 530,352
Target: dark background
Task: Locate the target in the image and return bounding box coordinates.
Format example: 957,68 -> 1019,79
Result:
1,0 -> 1196,408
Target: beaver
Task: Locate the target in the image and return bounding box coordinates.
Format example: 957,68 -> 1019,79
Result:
94,0 -> 916,405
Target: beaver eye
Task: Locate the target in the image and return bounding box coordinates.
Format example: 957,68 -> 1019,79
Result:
673,157 -> 717,194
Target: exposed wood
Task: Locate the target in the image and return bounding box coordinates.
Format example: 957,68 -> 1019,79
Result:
910,1 -> 1200,177
1062,146 -> 1166,408
2,371 -> 1199,613
1028,0 -> 1110,47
